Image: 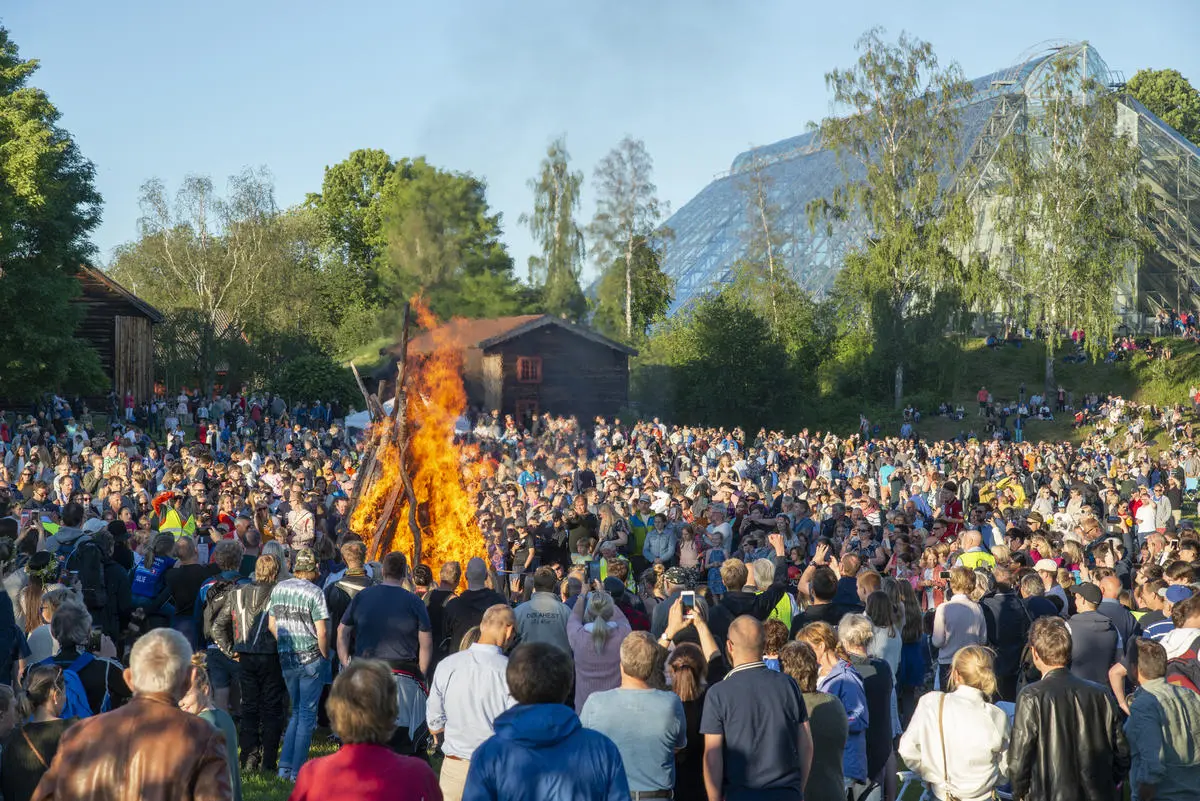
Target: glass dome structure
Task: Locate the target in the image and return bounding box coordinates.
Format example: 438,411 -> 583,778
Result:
660,43 -> 1200,320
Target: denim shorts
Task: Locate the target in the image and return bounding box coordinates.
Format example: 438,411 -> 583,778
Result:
207,649 -> 240,689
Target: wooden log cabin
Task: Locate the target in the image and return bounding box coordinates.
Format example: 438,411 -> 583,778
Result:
381,315 -> 636,427
74,266 -> 164,403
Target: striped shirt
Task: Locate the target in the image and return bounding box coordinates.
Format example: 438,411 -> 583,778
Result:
270,577 -> 329,669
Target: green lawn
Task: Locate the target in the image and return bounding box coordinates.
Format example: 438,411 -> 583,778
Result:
243,737 -> 337,801
242,739 -> 441,801
872,336 -> 1200,448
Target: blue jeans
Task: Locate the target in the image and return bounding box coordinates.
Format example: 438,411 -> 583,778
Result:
280,657 -> 329,774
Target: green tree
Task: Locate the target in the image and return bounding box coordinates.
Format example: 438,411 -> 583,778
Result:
809,28 -> 978,408
519,136 -> 587,320
593,234 -> 673,343
0,27 -> 106,399
994,53 -> 1150,392
376,158 -> 528,320
734,154 -> 788,330
110,169 -> 325,391
1126,68 -> 1200,146
647,290 -> 790,430
590,137 -> 667,340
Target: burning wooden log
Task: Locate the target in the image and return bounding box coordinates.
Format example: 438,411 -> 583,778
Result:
348,298 -> 490,589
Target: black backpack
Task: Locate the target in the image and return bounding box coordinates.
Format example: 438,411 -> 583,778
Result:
61,537 -> 107,611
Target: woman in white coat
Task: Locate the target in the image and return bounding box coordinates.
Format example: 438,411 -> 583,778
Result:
898,645 -> 1010,801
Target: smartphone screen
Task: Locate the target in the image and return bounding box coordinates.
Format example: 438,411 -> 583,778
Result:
680,590 -> 696,616
939,571 -> 951,579
586,560 -> 601,583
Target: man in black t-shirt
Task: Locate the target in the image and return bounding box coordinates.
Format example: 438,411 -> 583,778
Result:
700,616 -> 811,801
424,561 -> 460,667
337,552 -> 431,678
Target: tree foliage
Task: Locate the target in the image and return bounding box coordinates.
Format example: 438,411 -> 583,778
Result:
376,157 -> 529,321
809,28 -> 979,407
1126,68 -> 1200,146
0,26 -> 106,399
593,234 -> 673,344
271,353 -> 359,408
994,54 -> 1151,391
590,137 -> 669,340
520,136 -> 587,320
639,290 -> 792,431
734,154 -> 790,331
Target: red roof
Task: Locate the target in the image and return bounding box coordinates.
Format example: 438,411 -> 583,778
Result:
395,315 -> 542,356
391,314 -> 636,357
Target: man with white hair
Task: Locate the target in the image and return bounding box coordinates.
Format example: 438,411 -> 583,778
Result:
31,628 -> 232,801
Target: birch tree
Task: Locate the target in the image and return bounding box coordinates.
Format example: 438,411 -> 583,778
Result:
993,54 -> 1150,392
809,28 -> 977,408
590,136 -> 663,340
520,135 -> 587,320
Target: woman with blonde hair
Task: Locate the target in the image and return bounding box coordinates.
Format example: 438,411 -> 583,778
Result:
797,621 -> 868,789
898,645 -> 1010,801
181,653 -> 243,800
594,504 -> 629,554
566,587 -> 630,713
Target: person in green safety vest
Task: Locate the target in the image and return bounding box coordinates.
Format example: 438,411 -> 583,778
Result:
627,496 -> 655,575
955,530 -> 996,570
750,557 -> 796,630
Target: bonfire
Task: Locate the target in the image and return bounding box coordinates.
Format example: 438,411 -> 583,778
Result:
349,300 -> 489,586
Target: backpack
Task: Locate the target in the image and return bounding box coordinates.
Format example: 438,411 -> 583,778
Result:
1166,635 -> 1200,694
201,575 -> 246,646
336,577 -> 375,601
59,537 -> 107,611
39,653 -> 112,718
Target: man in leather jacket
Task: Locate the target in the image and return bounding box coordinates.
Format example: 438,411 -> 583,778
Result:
1009,617 -> 1130,801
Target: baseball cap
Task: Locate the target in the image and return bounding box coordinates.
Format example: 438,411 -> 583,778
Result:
1070,582 -> 1102,605
82,518 -> 108,535
293,548 -> 318,574
1034,558 -> 1059,573
1027,511 -> 1044,525
1159,585 -> 1195,604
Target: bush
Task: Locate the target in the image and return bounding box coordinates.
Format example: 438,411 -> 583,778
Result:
271,354 -> 359,408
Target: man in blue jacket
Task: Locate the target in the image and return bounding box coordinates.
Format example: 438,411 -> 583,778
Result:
463,642 -> 629,801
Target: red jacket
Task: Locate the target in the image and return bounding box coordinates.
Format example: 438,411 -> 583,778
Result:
288,743 -> 441,801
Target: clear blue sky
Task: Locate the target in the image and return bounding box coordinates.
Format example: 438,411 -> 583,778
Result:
6,0 -> 1198,282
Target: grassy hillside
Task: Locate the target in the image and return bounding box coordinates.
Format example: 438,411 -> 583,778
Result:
875,337 -> 1200,444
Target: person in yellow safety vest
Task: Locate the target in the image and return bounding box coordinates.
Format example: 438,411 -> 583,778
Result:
955,530 -> 996,570
751,557 -> 795,630
598,546 -> 638,595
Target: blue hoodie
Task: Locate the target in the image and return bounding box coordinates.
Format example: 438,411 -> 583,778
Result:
818,658 -> 869,782
463,703 -> 629,801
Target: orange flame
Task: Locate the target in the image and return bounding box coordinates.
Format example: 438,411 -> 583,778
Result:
350,299 -> 491,588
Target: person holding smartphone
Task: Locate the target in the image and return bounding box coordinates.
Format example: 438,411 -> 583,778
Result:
930,567 -> 987,690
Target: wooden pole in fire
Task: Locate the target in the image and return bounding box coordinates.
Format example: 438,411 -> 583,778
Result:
390,304 -> 423,569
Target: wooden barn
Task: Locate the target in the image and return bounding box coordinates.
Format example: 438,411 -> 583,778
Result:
74,266 -> 163,403
383,315 -> 635,426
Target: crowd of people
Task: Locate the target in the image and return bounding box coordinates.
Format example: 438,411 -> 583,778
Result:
0,385 -> 1199,801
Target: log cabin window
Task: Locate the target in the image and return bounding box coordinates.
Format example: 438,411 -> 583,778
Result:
516,356 -> 542,383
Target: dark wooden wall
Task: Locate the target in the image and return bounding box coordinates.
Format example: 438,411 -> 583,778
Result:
487,327 -> 629,422
75,272 -> 158,403
114,316 -> 155,403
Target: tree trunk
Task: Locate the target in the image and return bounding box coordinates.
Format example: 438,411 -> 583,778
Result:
624,241 -> 634,339
894,362 -> 904,410
1044,340 -> 1056,397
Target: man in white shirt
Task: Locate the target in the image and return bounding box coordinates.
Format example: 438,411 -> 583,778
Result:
427,604 -> 516,801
